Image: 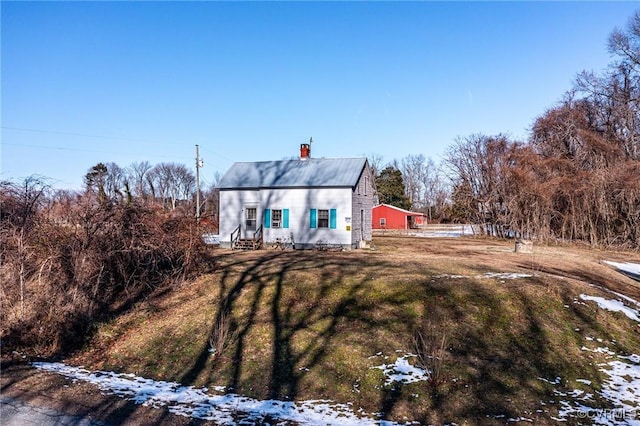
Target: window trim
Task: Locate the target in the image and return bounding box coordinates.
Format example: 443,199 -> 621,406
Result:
272,209 -> 282,228
310,208 -> 337,229
245,207 -> 257,230
264,208 -> 289,229
317,209 -> 329,228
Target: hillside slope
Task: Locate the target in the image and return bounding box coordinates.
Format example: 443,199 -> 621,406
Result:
34,237 -> 640,423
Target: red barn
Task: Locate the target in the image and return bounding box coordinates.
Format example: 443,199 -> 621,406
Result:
372,204 -> 427,230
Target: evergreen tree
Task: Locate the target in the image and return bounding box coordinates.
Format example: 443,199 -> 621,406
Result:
85,163 -> 108,201
376,166 -> 411,210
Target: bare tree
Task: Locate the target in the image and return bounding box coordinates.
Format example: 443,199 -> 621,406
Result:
573,11 -> 640,160
401,154 -> 427,210
146,162 -> 196,211
127,161 -> 153,200
608,11 -> 640,71
366,153 -> 385,179
444,134 -> 514,235
0,176 -> 50,320
103,162 -> 126,201
422,159 -> 449,221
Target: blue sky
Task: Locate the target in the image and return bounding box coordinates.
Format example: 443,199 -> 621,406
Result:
2,1 -> 638,190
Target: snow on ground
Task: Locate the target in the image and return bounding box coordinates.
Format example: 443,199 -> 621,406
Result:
543,342 -> 640,425
30,347 -> 640,424
29,284 -> 640,424
545,288 -> 640,424
579,294 -> 640,323
407,224 -> 477,238
31,362 -> 409,425
603,261 -> 640,278
368,353 -> 429,386
434,272 -> 533,280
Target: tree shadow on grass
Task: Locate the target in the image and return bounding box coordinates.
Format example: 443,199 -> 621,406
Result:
411,273 -> 606,424
178,248 -> 420,420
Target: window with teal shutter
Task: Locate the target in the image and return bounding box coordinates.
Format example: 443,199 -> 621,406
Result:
263,209 -> 271,228
310,209 -> 317,228
283,209 -> 289,228
330,209 -> 337,229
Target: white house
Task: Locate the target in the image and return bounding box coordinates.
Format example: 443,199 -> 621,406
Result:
217,144 -> 375,249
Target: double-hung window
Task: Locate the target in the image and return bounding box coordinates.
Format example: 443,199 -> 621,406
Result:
317,209 -> 329,228
272,209 -> 282,228
245,207 -> 257,230
263,208 -> 289,229
310,208 -> 337,229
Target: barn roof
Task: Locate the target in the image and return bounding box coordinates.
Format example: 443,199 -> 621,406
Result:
218,158 -> 368,189
373,203 -> 426,216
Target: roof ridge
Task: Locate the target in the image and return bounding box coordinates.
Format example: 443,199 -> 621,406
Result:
218,157 -> 368,189
231,157 -> 366,164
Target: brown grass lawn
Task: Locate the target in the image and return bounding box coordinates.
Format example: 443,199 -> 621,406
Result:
56,236 -> 640,424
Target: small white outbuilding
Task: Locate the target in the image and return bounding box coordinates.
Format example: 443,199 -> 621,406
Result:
217,144 -> 375,250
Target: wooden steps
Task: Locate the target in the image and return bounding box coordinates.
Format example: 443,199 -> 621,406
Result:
233,238 -> 262,250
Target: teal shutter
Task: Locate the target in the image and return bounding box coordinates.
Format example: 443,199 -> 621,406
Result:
330,209 -> 337,229
310,209 -> 317,228
283,209 -> 289,228
264,209 -> 271,228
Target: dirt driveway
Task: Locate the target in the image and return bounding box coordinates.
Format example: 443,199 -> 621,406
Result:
1,362 -> 210,425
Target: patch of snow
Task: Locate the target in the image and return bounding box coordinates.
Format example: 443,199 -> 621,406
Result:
547,341 -> 640,425
612,291 -> 640,308
538,377 -> 562,385
582,346 -> 616,356
603,261 -> 640,277
32,362 -> 409,425
579,295 -> 640,323
483,272 -> 534,280
407,224 -> 477,238
369,353 -> 429,386
599,358 -> 640,411
434,272 -> 533,280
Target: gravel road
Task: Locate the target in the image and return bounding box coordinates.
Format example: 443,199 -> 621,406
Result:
1,395 -> 107,425
1,362 -> 205,425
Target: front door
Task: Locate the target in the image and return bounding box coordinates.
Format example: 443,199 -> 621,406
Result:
243,206 -> 257,237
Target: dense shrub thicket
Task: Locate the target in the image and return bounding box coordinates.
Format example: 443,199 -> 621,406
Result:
0,179 -> 212,356
444,12 -> 640,248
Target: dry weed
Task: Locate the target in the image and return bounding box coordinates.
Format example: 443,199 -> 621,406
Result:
413,325 -> 448,393
208,311 -> 230,360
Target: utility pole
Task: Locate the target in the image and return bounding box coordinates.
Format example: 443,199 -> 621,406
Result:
195,144 -> 203,223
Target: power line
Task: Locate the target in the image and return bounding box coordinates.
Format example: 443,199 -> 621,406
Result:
198,144 -> 235,163
3,126 -> 234,162
2,126 -> 164,144
2,142 -> 192,161
2,142 -> 111,154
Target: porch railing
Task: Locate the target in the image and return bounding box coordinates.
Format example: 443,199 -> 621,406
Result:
230,224 -> 241,249
253,225 -> 263,248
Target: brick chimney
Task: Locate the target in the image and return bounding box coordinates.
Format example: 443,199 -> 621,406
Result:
300,143 -> 310,160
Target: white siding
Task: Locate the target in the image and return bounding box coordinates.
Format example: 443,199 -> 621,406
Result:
261,187 -> 353,248
219,189 -> 261,246
218,160 -> 374,249
219,187 -> 354,248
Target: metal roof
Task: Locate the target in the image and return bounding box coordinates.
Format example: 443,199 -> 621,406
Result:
374,203 -> 426,216
218,158 -> 368,189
